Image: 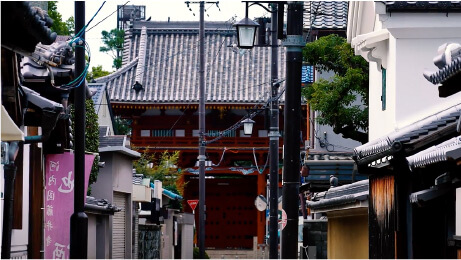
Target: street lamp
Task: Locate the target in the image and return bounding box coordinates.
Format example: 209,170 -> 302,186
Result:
233,2 -> 259,49
242,118 -> 255,135
234,2 -> 280,259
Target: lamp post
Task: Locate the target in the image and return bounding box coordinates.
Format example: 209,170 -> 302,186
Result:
234,2 -> 280,258
233,2 -> 259,49
242,118 -> 256,135
198,1 -> 206,259
70,2 -> 88,258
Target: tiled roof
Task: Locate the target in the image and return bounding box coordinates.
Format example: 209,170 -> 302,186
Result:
354,104 -> 461,167
90,83 -> 105,114
95,21 -> 287,105
306,179 -> 369,210
406,135 -> 461,170
1,1 -> 57,53
99,135 -> 126,148
99,126 -> 110,138
424,57 -> 461,85
384,1 -> 461,12
303,1 -> 348,30
85,196 -> 120,214
423,43 -> 461,97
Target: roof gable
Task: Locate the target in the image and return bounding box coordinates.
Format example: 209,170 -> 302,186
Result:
98,21 -> 287,105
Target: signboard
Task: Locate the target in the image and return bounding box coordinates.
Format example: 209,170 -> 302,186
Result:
301,65 -> 314,83
44,152 -> 95,259
278,209 -> 287,231
187,199 -> 199,211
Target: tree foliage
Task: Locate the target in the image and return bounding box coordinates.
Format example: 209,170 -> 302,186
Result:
100,29 -> 125,69
133,150 -> 186,209
86,65 -> 111,82
302,34 -> 369,143
47,1 -> 74,35
70,99 -> 100,195
113,116 -> 132,135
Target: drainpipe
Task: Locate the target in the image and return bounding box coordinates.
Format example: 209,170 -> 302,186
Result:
1,141 -> 20,259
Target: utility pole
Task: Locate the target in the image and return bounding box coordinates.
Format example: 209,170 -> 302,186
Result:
70,1 -> 88,258
281,2 -> 304,259
198,1 -> 206,258
268,3 -> 280,259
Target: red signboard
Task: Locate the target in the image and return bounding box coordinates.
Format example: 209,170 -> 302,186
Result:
187,199 -> 199,211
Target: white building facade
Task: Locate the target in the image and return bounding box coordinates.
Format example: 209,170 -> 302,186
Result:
347,1 -> 461,140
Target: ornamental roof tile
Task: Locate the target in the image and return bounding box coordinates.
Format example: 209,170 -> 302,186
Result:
354,104 -> 461,167
94,21 -> 287,105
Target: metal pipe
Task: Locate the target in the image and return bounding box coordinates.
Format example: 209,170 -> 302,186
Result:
281,2 -> 304,259
70,2 -> 88,258
268,3 -> 280,259
198,1 -> 206,258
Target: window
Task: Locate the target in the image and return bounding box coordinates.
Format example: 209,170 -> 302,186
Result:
240,130 -> 251,137
152,130 -> 173,137
192,130 -> 200,137
258,130 -> 268,137
175,129 -> 185,137
381,66 -> 386,111
208,130 -> 235,137
140,130 -> 150,137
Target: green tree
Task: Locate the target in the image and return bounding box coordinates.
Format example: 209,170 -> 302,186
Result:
133,150 -> 186,209
113,116 -> 132,135
47,1 -> 74,35
70,99 -> 100,195
86,65 -> 111,82
100,29 -> 125,69
302,34 -> 369,143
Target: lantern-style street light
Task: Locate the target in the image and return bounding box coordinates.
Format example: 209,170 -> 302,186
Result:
233,2 -> 259,49
242,118 -> 256,135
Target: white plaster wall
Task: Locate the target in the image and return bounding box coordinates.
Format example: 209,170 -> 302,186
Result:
112,153 -> 134,194
394,37 -> 461,129
98,94 -> 114,135
457,188 -> 461,236
365,10 -> 461,140
368,35 -> 396,140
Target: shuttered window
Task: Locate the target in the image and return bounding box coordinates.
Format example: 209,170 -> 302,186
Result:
113,192 -> 127,258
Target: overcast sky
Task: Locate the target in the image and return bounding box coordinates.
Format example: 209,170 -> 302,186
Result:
57,0 -> 268,71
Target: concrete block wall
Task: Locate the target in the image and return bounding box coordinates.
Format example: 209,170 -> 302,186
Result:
304,220 -> 328,259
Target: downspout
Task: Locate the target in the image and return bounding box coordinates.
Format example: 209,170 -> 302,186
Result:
1,141 -> 20,259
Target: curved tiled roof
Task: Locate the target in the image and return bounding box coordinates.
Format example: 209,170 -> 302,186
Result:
97,21 -> 287,105
303,1 -> 348,30
384,1 -> 461,12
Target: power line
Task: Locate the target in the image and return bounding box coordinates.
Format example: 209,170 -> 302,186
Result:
86,1 -> 130,32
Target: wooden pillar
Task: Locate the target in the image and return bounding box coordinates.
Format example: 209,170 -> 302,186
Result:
369,175 -> 396,258
28,127 -> 43,258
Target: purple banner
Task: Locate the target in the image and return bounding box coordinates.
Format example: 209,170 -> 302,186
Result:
44,152 -> 95,259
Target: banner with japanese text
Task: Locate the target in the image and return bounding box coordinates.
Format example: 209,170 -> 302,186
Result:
44,152 -> 95,259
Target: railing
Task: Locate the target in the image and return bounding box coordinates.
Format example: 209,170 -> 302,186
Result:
130,136 -> 274,148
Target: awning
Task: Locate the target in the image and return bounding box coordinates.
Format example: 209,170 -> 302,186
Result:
1,105 -> 24,141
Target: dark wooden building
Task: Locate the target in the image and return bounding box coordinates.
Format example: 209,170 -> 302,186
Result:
354,41 -> 461,258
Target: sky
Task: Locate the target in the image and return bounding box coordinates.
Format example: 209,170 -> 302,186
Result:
57,0 -> 268,71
